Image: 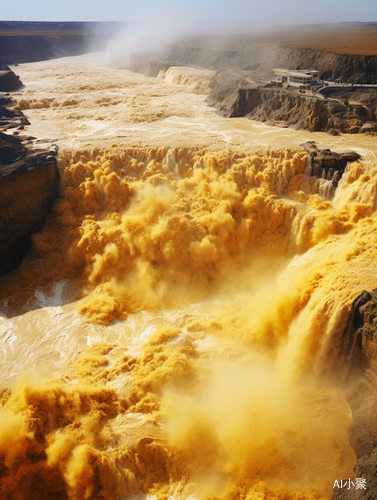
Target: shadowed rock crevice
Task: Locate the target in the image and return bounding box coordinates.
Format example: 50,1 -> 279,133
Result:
300,141 -> 360,198
0,65 -> 23,92
0,99 -> 59,277
334,290 -> 377,500
0,21 -> 125,65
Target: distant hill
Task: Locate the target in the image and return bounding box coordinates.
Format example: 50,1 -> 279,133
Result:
0,21 -> 127,64
0,21 -> 126,32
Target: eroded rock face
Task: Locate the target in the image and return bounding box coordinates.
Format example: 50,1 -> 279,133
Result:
0,95 -> 30,130
333,449 -> 377,500
206,72 -> 377,134
333,290 -> 377,500
339,290 -> 377,375
320,87 -> 377,124
127,44 -> 377,135
301,141 -> 360,194
0,127 -> 59,277
0,22 -> 122,65
205,69 -> 259,117
0,65 -> 22,92
129,44 -> 377,85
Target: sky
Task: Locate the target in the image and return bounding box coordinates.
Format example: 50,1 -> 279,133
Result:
2,0 -> 377,29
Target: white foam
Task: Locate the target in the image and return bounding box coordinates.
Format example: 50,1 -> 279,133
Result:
140,324 -> 157,341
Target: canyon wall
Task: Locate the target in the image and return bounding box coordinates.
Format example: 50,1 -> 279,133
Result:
0,35 -> 94,65
333,289 -> 377,500
0,130 -> 59,277
0,66 -> 22,92
129,43 -> 377,135
131,44 -> 377,84
206,79 -> 375,134
0,21 -> 124,65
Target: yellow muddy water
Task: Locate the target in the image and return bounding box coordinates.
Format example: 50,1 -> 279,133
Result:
1,52 -> 377,500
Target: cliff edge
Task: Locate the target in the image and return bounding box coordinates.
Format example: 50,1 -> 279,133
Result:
0,65 -> 22,92
205,70 -> 377,135
332,290 -> 377,500
0,99 -> 59,277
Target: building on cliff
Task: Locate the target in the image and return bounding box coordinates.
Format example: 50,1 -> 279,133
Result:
272,68 -> 320,89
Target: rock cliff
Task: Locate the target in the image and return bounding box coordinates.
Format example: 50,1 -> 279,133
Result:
0,65 -> 22,92
130,43 -> 377,84
300,141 -> 360,198
320,87 -> 377,124
333,290 -> 377,500
0,100 -> 59,277
0,21 -> 124,65
0,95 -> 30,130
205,71 -> 377,134
130,44 -> 377,135
0,34 -> 96,65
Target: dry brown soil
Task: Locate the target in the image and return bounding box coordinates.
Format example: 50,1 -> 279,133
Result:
183,26 -> 377,56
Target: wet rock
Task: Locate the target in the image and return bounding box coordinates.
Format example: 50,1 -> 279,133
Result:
361,122 -> 377,133
327,127 -> 341,135
0,94 -> 30,129
0,66 -> 22,92
350,126 -> 360,134
300,142 -> 359,193
339,289 -> 377,374
333,450 -> 377,500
